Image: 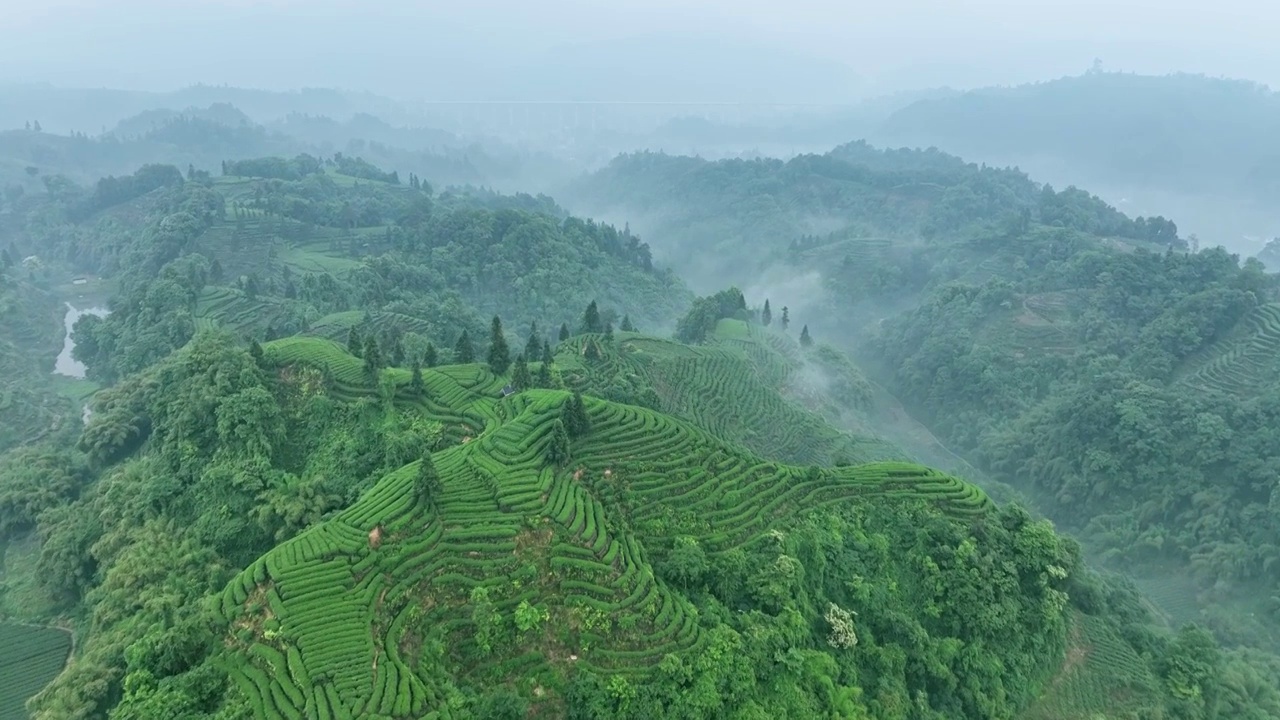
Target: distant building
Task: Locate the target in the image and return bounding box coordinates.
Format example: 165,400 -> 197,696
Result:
501,384 -> 516,397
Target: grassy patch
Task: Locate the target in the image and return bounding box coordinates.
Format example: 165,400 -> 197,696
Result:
276,245 -> 365,274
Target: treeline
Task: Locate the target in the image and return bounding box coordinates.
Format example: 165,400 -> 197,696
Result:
222,153 -> 323,181
573,143 -> 1185,286
221,152 -> 399,185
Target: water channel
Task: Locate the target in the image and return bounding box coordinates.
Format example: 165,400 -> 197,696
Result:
53,303 -> 109,422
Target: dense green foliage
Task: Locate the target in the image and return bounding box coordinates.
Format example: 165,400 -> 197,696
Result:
4,135 -> 1280,720
572,141 -> 1280,711
196,335 -> 1084,720
0,272 -> 76,454
570,142 -> 1185,294
38,162 -> 685,385
573,140 -> 1280,597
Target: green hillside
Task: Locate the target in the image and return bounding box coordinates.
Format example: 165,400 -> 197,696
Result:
218,342 -> 993,718
27,326 -> 1250,720
554,320 -> 897,466
1175,303 -> 1280,397
0,274 -> 79,454
573,143 -> 1280,659
4,147 -> 1280,719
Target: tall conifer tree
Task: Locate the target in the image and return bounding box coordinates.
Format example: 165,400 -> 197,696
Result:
488,316 -> 511,374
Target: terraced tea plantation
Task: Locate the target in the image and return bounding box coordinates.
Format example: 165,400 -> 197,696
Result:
1021,613 -> 1162,720
305,311 -> 435,344
194,287 -> 310,336
223,337 -> 992,719
0,623 -> 72,720
555,322 -> 901,466
1177,302 -> 1280,397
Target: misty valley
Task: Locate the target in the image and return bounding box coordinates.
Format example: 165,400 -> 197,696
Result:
2,61 -> 1280,720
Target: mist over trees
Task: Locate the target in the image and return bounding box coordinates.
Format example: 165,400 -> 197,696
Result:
4,21 -> 1280,720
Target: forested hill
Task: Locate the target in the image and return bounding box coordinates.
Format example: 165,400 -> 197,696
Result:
568,142 -> 1182,294
570,144 -> 1280,660
869,72 -> 1280,251
2,150 -> 1279,719
877,72 -> 1280,200
0,111 -> 542,197
6,160 -> 685,384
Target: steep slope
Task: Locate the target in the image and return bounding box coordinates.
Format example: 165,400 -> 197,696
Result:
211,336 -> 1072,720
569,142 -> 1280,693
553,320 -> 897,466
0,274 -> 79,453
1174,303 -> 1280,397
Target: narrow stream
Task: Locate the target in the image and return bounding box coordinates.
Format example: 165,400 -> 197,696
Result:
53,303 -> 109,422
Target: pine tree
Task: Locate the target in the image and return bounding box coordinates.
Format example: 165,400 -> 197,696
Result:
583,340 -> 601,361
423,343 -> 438,368
620,315 -> 635,332
416,453 -> 442,502
535,361 -> 554,389
487,316 -> 511,375
390,335 -> 406,366
363,336 -> 383,376
558,323 -> 570,342
581,300 -> 603,334
545,420 -> 571,466
761,299 -> 772,326
781,306 -> 790,331
603,322 -> 614,342
410,359 -> 425,395
512,354 -> 532,390
454,331 -> 475,363
541,340 -> 553,365
565,391 -> 591,437
249,340 -> 266,369
800,325 -> 813,348
348,327 -> 363,358
525,322 -> 541,359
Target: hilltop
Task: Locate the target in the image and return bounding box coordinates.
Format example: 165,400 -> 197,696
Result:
213,335 -> 1009,719
37,323 -> 1118,718
872,71 -> 1280,251
878,72 -> 1280,200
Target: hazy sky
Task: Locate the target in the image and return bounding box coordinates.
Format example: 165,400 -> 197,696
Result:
1,0 -> 1273,99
